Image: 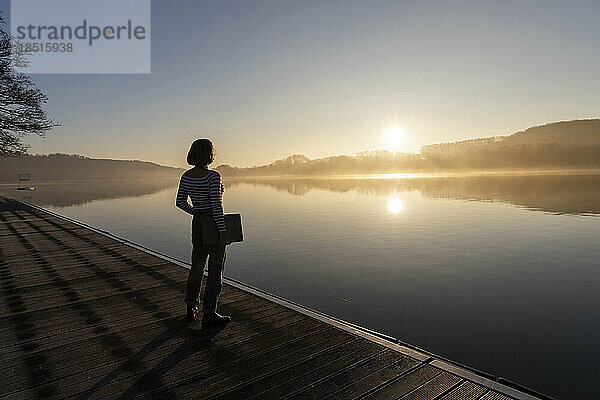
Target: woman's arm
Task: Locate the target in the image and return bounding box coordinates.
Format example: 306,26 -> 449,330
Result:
209,172 -> 227,232
176,178 -> 194,215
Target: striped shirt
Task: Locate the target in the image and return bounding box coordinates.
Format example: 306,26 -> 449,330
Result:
176,170 -> 227,231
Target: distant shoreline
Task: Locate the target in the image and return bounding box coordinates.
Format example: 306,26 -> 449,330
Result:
0,177 -> 180,185
220,168 -> 600,179
2,168 -> 600,184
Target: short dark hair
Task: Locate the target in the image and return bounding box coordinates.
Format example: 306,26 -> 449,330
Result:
187,139 -> 216,167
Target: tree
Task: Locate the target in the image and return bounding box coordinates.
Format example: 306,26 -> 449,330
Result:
0,15 -> 58,157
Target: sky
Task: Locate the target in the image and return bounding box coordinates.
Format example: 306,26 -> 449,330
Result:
1,0 -> 599,168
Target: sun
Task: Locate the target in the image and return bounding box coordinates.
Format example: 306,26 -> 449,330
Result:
383,126 -> 406,151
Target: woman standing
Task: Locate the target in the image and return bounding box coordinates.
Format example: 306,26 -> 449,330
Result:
176,139 -> 231,329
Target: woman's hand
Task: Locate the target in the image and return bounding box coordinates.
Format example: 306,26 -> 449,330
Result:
219,231 -> 232,245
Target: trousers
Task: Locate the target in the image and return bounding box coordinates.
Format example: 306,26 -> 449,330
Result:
184,216 -> 226,313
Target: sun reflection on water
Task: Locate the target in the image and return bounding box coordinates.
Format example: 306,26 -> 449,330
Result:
387,198 -> 404,214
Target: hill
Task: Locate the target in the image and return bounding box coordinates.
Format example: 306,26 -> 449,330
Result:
0,154 -> 183,182
218,119 -> 600,176
502,119 -> 600,146
421,119 -> 600,153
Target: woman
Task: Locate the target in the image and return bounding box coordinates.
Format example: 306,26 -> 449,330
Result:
176,139 -> 232,329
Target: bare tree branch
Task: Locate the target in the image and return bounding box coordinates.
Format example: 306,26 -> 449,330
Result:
0,15 -> 59,157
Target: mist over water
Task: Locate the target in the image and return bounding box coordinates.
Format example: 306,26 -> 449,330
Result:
1,173 -> 598,399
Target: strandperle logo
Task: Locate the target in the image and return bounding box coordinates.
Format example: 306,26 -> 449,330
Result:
10,0 -> 151,74
14,20 -> 147,46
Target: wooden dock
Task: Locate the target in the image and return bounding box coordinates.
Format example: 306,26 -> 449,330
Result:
0,196 -> 543,400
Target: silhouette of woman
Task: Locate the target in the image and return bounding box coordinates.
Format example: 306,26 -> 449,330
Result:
176,139 -> 232,329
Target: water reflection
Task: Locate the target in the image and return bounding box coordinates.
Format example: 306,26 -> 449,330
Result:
387,197 -> 404,214
1,174 -> 599,216
0,178 -> 178,208
225,174 -> 600,216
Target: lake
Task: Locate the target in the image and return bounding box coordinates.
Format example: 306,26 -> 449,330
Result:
2,173 -> 599,399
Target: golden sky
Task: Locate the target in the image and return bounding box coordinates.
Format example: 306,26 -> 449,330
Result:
13,0 -> 600,167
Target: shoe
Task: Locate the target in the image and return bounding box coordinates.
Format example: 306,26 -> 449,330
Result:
186,305 -> 199,323
201,312 -> 231,330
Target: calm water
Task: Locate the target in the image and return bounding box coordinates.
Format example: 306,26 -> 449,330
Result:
2,174 -> 599,399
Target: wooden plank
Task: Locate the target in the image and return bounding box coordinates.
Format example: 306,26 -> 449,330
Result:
0,288 -> 258,355
67,327 -> 350,399
0,294 -> 279,363
5,312 -> 316,399
211,339 -> 386,399
1,303 -> 296,383
397,371 -> 462,399
361,365 -> 442,400
274,349 -> 406,400
0,298 -> 293,387
325,356 -> 422,400
479,391 -> 516,400
437,381 -> 488,400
